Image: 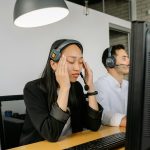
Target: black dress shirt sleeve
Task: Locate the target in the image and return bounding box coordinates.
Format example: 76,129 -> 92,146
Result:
24,81 -> 70,142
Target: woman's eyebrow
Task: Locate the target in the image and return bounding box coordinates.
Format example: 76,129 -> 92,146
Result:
67,56 -> 83,59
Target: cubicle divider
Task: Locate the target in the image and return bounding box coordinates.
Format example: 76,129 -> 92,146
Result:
0,95 -> 24,150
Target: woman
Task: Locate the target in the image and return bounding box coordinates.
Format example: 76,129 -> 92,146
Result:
20,39 -> 103,145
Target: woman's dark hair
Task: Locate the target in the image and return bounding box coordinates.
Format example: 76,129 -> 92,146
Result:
41,39 -> 83,111
102,44 -> 125,68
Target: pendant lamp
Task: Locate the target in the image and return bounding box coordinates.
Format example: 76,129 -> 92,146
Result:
13,0 -> 69,28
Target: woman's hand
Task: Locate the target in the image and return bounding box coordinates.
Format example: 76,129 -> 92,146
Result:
83,61 -> 99,111
55,55 -> 70,90
83,61 -> 94,91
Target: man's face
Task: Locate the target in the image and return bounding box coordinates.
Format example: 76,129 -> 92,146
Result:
114,49 -> 130,75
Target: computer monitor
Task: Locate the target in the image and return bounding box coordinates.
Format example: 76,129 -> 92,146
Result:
126,21 -> 150,150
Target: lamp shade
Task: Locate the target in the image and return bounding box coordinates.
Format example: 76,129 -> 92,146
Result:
13,0 -> 69,28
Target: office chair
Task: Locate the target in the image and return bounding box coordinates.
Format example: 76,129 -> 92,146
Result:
0,95 -> 24,150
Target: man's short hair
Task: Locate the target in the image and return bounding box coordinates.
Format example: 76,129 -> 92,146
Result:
102,44 -> 125,68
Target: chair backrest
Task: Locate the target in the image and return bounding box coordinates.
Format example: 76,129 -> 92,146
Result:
0,95 -> 24,150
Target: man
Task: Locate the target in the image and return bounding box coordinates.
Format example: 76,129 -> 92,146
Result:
95,44 -> 129,127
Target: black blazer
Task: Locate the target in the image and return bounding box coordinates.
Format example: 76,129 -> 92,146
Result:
20,79 -> 103,145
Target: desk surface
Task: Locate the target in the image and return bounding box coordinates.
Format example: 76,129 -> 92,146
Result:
10,126 -> 125,150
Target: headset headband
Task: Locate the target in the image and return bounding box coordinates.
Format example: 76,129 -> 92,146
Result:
108,47 -> 112,57
50,39 -> 83,62
57,39 -> 82,53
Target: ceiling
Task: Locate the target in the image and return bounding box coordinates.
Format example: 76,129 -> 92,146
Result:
67,0 -> 101,5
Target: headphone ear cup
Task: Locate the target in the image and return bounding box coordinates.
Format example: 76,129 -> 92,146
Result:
50,49 -> 61,62
106,56 -> 116,68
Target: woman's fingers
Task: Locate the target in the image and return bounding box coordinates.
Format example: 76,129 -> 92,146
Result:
55,55 -> 70,88
56,55 -> 66,75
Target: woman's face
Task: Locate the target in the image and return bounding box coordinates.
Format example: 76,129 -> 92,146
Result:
60,44 -> 83,82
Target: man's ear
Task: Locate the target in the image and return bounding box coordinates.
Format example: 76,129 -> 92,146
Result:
50,60 -> 57,71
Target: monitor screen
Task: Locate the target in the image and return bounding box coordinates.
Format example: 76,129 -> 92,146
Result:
126,21 -> 150,150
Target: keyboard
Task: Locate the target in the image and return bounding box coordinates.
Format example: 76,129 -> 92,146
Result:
64,132 -> 125,150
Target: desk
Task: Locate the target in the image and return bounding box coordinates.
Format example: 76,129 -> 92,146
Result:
10,126 -> 125,150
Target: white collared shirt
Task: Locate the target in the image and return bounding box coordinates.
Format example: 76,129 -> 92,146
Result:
94,73 -> 128,126
60,117 -> 72,138
57,89 -> 72,138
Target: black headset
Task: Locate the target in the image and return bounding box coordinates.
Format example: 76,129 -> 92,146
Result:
49,39 -> 83,62
105,46 -> 116,68
49,39 -> 89,91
